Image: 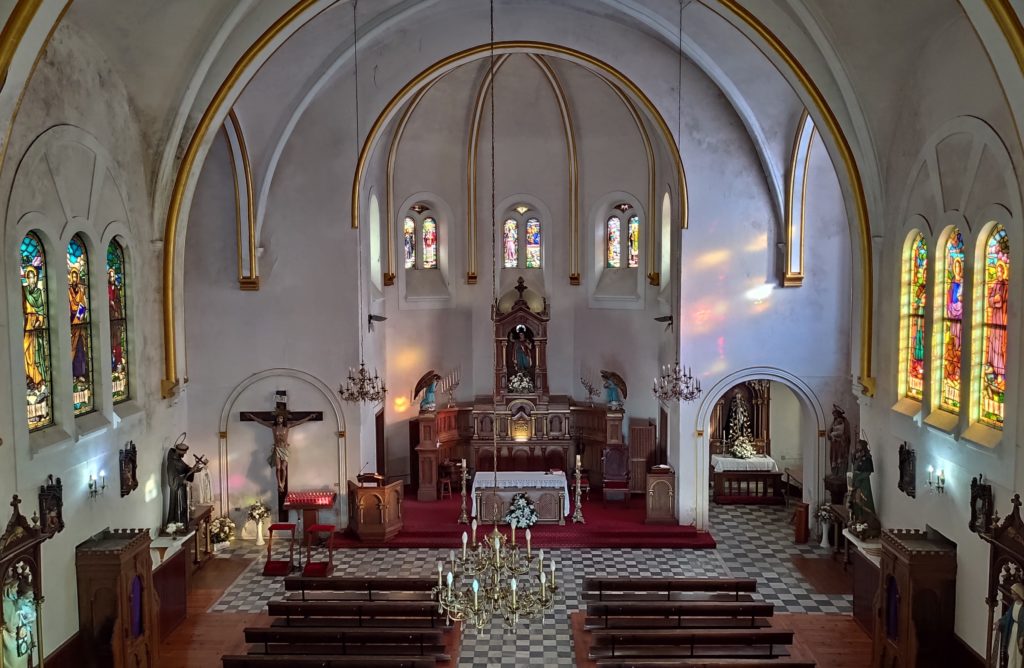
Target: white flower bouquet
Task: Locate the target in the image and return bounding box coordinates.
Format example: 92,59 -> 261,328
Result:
504,492 -> 539,528
508,372 -> 535,394
729,436 -> 757,459
816,504 -> 834,523
209,516 -> 235,544
247,502 -> 271,523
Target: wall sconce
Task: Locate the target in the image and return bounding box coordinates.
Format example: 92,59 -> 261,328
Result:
926,465 -> 945,494
89,471 -> 106,498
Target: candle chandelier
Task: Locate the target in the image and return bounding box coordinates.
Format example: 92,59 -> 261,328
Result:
339,361 -> 387,403
653,363 -> 701,403
433,517 -> 557,629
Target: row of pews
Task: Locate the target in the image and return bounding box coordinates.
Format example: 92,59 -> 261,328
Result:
221,576 -> 457,667
579,577 -> 815,667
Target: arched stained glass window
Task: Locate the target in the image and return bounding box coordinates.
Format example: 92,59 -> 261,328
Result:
607,216 -> 622,268
627,215 -> 640,268
503,219 -> 518,268
21,232 -> 52,430
403,217 -> 416,269
904,233 -> 927,400
107,240 -> 129,404
525,217 -> 541,268
422,217 -> 438,269
68,235 -> 94,415
980,226 -> 1009,426
940,229 -> 965,413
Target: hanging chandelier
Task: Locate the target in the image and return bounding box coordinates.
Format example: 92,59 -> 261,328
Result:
653,363 -> 702,403
434,518 -> 557,629
339,361 -> 386,403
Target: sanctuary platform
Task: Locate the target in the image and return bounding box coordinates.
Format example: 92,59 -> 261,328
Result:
328,494 -> 715,549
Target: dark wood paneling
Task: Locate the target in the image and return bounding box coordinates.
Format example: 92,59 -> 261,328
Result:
45,631 -> 81,668
851,548 -> 879,634
951,634 -> 985,668
154,547 -> 188,639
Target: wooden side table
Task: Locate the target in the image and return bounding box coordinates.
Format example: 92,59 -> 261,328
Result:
830,503 -> 850,567
645,468 -> 676,524
190,504 -> 213,572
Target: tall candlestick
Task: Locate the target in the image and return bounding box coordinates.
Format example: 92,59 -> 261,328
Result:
575,454 -> 581,468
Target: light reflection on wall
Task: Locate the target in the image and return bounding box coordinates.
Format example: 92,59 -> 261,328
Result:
694,249 -> 731,269
744,233 -> 768,253
393,396 -> 410,413
144,475 -> 159,502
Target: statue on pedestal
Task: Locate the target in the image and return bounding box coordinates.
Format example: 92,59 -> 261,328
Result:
847,438 -> 881,539
997,582 -> 1024,668
165,433 -> 207,526
601,370 -> 627,411
824,405 -> 851,504
414,370 -> 441,412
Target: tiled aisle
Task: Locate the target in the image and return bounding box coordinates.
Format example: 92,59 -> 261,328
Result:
209,504 -> 850,667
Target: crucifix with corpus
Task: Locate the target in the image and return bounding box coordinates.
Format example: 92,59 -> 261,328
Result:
240,390 -> 322,520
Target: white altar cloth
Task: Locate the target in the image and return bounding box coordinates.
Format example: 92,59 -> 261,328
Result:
711,454 -> 779,473
471,471 -> 570,516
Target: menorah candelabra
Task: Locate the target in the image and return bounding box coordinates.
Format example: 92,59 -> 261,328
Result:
439,367 -> 462,408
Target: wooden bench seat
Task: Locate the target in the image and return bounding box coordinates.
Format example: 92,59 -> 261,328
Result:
285,591 -> 435,602
244,626 -> 447,656
595,659 -> 815,667
583,578 -> 758,601
269,617 -> 447,630
223,654 -> 438,667
587,600 -> 774,625
585,617 -> 772,631
284,576 -> 435,596
588,628 -> 795,660
267,600 -> 444,626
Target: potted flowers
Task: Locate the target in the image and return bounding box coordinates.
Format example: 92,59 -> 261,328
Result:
247,501 -> 271,546
209,516 -> 235,551
816,504 -> 834,549
504,492 -> 539,528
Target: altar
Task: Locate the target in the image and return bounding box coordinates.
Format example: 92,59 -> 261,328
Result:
472,471 -> 569,526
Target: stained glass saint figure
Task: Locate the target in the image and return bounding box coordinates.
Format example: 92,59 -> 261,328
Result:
68,235 -> 94,415
504,219 -> 518,268
20,233 -> 51,430
940,229 -> 965,412
906,233 -> 927,400
981,226 -> 1009,425
525,217 -> 541,268
627,215 -> 639,268
403,217 -> 416,269
422,217 -> 437,269
107,240 -> 129,403
607,216 -> 621,268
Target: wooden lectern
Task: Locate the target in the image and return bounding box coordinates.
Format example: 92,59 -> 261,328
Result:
347,479 -> 404,541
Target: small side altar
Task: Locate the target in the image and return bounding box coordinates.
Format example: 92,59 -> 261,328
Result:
471,472 -> 568,525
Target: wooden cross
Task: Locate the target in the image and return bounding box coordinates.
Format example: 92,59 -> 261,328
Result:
240,391 -> 323,521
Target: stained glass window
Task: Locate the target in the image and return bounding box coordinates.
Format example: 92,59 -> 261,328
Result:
525,217 -> 541,268
67,235 -> 94,415
980,226 -> 1009,426
627,215 -> 640,268
403,217 -> 416,269
606,216 -> 622,268
905,233 -> 927,400
940,228 -> 965,412
422,217 -> 438,269
107,240 -> 129,404
20,232 -> 52,431
503,219 -> 518,268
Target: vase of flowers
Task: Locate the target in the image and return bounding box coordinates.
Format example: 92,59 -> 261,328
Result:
247,502 -> 271,546
209,516 -> 235,551
816,504 -> 833,549
504,492 -> 539,528
729,436 -> 756,460
508,372 -> 535,394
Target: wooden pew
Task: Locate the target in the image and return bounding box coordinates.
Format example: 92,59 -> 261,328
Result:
583,578 -> 758,602
588,628 -> 795,660
595,660 -> 816,667
585,601 -> 774,630
284,576 -> 436,601
267,600 -> 445,627
243,627 -> 449,658
223,655 -> 438,667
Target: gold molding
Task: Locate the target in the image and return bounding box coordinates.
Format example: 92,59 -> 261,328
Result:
226,109 -> 259,290
985,0 -> 1024,74
466,54 -> 510,284
706,0 -> 875,395
0,0 -> 42,91
162,0 -> 336,397
783,109 -> 813,287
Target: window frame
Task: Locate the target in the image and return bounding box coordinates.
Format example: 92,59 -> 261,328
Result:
402,204 -> 440,271
500,205 -> 543,270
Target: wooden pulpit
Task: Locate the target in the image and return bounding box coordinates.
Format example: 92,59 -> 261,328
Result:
347,479 -> 404,541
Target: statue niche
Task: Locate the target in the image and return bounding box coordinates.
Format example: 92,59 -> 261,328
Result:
493,277 -> 549,402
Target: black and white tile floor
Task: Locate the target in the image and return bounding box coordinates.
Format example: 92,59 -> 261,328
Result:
208,504 -> 850,667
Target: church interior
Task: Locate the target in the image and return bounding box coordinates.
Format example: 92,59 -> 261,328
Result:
1,0 -> 1024,666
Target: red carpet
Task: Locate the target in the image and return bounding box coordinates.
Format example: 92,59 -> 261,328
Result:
330,493 -> 715,549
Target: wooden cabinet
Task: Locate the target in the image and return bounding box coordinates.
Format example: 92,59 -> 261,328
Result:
872,528 -> 956,668
851,547 -> 879,634
645,469 -> 676,524
348,480 -> 404,541
76,528 -> 158,668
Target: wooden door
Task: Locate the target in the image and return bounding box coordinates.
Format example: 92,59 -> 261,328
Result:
375,408 -> 386,478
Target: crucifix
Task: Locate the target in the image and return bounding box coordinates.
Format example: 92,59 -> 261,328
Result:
240,390 -> 322,521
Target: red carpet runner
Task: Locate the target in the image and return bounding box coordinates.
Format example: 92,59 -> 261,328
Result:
330,493 -> 715,549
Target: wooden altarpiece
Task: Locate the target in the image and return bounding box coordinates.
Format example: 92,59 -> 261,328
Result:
492,278 -> 550,404
984,494 -> 1024,668
0,495 -> 48,668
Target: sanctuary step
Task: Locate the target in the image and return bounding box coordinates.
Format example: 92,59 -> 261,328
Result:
223,656 -> 438,667
594,660 -> 816,667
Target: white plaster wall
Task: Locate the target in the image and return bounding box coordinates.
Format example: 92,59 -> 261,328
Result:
769,381 -> 803,473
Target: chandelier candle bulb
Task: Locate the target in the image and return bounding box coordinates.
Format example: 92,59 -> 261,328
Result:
450,549 -> 456,573
446,571 -> 453,591
437,561 -> 442,587
525,528 -> 532,556
510,518 -> 516,545
471,519 -> 478,545
550,559 -> 556,588
472,579 -> 479,608
462,531 -> 468,558
510,577 -> 517,607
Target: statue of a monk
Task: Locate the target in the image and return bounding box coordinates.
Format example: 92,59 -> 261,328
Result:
166,437 -> 206,526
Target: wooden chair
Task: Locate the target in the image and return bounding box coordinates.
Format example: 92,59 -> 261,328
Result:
302,524 -> 335,577
602,445 -> 630,506
263,523 -> 296,576
438,461 -> 454,499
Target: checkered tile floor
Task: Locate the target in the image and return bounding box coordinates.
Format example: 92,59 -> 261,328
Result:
209,504 -> 850,667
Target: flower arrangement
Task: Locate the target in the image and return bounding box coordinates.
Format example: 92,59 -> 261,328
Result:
247,501 -> 271,524
209,516 -> 235,544
508,372 -> 535,394
816,504 -> 834,523
729,436 -> 757,460
725,395 -> 757,459
504,492 -> 539,528
164,522 -> 185,536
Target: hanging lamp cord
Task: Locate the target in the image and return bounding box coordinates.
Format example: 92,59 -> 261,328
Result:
489,0 -> 500,497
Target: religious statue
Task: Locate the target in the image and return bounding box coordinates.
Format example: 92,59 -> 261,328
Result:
245,409 -> 318,495
507,323 -> 536,393
998,582 -> 1024,668
897,441 -> 916,498
824,405 -> 851,503
601,370 -> 627,410
165,433 -> 207,527
413,369 -> 441,412
2,563 -> 36,668
847,438 -> 881,539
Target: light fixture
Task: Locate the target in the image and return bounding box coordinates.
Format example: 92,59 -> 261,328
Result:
339,361 -> 387,403
926,465 -> 945,494
89,471 -> 106,498
433,0 -> 557,631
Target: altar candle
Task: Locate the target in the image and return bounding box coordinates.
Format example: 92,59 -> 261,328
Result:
472,579 -> 479,608
575,454 -> 581,468
525,528 -> 531,557
472,519 -> 478,545
461,458 -> 466,470
462,531 -> 468,558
